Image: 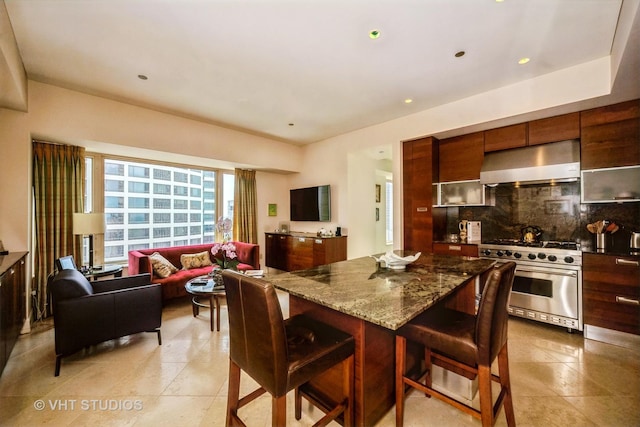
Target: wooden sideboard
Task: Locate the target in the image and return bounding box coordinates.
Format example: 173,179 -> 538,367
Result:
265,233 -> 347,271
1,252 -> 27,376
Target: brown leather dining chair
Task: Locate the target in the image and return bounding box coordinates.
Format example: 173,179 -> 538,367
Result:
395,261 -> 517,427
221,270 -> 355,427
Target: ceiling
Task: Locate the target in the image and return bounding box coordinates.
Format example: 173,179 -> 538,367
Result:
3,0 -> 639,145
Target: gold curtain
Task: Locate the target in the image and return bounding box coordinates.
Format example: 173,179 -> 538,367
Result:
32,141 -> 85,318
232,169 -> 257,244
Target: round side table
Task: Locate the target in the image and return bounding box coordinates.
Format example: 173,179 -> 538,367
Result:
185,276 -> 226,331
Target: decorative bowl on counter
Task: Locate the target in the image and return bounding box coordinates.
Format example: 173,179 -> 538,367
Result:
371,251 -> 421,270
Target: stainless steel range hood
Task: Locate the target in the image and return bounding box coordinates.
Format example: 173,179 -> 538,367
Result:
480,140 -> 580,185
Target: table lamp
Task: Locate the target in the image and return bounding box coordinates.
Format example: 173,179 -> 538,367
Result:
73,212 -> 105,270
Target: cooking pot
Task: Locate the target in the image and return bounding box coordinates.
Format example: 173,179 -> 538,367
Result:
521,226 -> 543,243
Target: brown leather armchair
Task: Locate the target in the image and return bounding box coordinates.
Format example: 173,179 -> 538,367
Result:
222,270 -> 355,427
395,261 -> 517,427
49,269 -> 162,376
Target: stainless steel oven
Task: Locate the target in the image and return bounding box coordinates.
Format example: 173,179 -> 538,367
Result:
479,240 -> 583,332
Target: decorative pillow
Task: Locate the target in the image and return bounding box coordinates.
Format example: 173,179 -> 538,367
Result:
149,252 -> 178,278
181,251 -> 213,270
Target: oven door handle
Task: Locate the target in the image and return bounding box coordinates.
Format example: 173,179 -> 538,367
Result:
515,267 -> 577,278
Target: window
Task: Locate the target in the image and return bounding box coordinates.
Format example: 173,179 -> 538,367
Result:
128,197 -> 149,209
153,169 -> 171,180
153,198 -> 171,209
174,199 -> 188,209
153,227 -> 171,238
129,165 -> 149,178
385,180 -> 393,244
128,182 -> 149,193
94,158 -> 227,264
105,179 -> 124,192
128,213 -> 149,224
174,186 -> 188,196
129,228 -> 149,240
174,213 -> 188,223
105,229 -> 124,241
174,172 -> 188,183
105,163 -> 124,176
105,196 -> 124,208
154,213 -> 171,223
154,183 -> 171,194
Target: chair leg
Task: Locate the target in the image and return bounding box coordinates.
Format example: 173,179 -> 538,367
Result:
226,359 -> 242,427
54,355 -> 62,377
498,344 -> 516,427
424,346 -> 432,397
343,354 -> 355,427
156,329 -> 162,345
395,335 -> 406,427
272,395 -> 286,427
295,387 -> 302,420
478,364 -> 493,427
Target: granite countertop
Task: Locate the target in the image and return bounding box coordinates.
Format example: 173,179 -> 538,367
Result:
268,252 -> 495,330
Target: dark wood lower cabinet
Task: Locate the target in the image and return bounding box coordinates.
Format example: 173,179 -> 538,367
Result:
583,253 -> 640,336
265,233 -> 347,271
1,252 -> 27,377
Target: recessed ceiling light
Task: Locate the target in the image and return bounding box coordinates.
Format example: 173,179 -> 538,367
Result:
404,99 -> 413,104
455,51 -> 465,58
288,123 -> 294,126
369,30 -> 381,39
138,74 -> 148,80
518,57 -> 530,65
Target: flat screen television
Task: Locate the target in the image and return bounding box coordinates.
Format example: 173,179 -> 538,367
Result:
290,185 -> 331,222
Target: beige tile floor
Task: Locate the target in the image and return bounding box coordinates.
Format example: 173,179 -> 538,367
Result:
1,293 -> 639,427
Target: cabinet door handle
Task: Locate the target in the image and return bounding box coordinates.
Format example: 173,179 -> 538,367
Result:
616,258 -> 639,266
448,245 -> 462,251
616,296 -> 640,306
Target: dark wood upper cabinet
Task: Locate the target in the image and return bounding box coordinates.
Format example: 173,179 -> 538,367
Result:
580,99 -> 640,169
438,132 -> 484,182
484,123 -> 527,152
528,112 -> 580,146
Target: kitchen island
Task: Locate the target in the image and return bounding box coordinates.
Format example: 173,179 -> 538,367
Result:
269,252 -> 495,427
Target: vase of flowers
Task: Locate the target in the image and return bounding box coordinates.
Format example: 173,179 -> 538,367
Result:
211,241 -> 239,270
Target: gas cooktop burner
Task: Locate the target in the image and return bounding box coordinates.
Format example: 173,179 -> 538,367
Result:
482,239 -> 578,250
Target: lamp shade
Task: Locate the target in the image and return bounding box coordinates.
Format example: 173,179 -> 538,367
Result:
73,213 -> 105,235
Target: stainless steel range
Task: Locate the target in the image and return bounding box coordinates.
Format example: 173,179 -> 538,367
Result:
479,239 -> 583,332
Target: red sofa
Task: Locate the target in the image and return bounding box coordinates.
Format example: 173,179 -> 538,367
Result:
128,242 -> 259,302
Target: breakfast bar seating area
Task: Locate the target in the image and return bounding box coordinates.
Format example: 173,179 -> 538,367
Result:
269,252 -> 496,427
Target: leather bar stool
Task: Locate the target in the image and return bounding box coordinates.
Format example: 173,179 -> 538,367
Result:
222,270 -> 355,427
395,261 -> 517,427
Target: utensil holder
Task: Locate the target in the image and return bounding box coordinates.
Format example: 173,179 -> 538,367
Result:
596,233 -> 607,252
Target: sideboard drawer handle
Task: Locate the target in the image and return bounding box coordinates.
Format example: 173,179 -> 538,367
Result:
616,259 -> 639,266
616,296 -> 640,306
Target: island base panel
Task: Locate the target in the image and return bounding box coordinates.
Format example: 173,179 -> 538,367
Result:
289,295 -> 397,427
